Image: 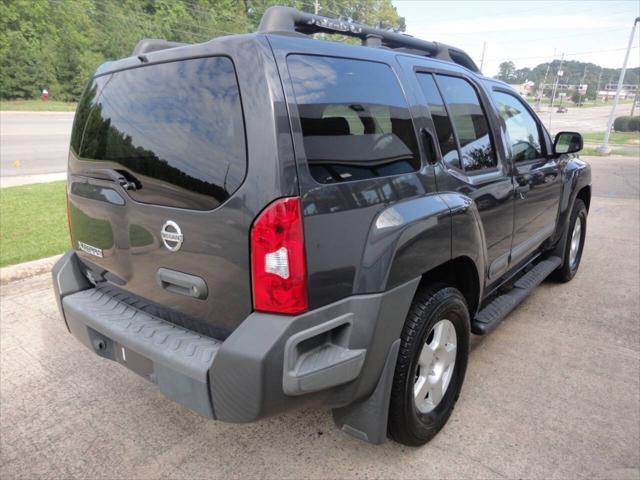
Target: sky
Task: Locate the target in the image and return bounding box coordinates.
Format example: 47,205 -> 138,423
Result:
392,0 -> 640,77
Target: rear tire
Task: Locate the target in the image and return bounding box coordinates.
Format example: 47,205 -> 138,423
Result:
388,284 -> 470,446
555,199 -> 587,282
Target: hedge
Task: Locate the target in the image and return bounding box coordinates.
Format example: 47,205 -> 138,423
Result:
613,116 -> 640,132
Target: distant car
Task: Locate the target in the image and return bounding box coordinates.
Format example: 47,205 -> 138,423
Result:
557,106 -> 568,113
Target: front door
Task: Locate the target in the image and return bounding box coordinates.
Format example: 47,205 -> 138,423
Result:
491,90 -> 562,265
410,69 -> 515,282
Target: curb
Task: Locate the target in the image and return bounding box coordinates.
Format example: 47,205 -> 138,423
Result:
0,111 -> 75,115
0,254 -> 62,285
0,172 -> 67,188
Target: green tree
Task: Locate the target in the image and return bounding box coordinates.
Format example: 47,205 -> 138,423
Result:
496,61 -> 517,83
571,91 -> 581,104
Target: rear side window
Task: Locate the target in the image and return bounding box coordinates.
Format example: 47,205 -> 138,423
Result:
416,73 -> 461,170
77,57 -> 246,210
435,75 -> 496,172
288,55 -> 420,184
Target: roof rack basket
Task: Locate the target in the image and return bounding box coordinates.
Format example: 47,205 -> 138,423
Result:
258,6 -> 480,73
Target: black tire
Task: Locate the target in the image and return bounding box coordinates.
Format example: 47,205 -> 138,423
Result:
555,199 -> 587,282
388,284 -> 470,447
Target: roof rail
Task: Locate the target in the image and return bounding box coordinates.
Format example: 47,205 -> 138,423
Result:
132,39 -> 188,56
258,6 -> 480,73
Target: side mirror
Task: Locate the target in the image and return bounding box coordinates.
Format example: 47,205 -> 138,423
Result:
554,131 -> 583,155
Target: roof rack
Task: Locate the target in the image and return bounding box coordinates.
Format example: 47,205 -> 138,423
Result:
258,6 -> 480,73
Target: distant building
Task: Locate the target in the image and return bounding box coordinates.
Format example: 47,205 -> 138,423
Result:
515,81 -> 536,96
597,83 -> 639,100
538,83 -> 588,95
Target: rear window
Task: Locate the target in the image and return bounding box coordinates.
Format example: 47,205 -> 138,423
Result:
75,57 -> 246,210
288,55 -> 420,184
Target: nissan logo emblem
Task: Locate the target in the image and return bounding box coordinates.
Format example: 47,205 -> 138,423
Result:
160,221 -> 183,252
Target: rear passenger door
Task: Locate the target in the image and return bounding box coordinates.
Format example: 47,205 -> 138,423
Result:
404,63 -> 515,283
491,89 -> 561,265
270,37 -> 447,308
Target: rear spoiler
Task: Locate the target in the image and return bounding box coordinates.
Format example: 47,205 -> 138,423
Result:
132,39 -> 188,56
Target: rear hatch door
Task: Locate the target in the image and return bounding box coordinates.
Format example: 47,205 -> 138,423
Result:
68,55 -> 249,338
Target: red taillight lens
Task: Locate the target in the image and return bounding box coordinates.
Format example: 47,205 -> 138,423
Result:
251,197 -> 308,314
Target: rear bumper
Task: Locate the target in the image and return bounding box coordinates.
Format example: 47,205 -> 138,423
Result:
53,251 -> 419,422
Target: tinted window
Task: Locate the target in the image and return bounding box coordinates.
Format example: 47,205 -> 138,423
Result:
493,91 -> 543,162
416,73 -> 461,170
77,57 -> 246,210
288,55 -> 420,184
436,75 -> 496,172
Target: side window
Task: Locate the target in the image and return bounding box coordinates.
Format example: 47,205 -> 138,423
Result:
436,75 -> 497,172
288,55 -> 420,184
492,91 -> 543,162
416,73 -> 461,170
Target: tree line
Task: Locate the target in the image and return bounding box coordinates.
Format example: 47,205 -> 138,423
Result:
495,60 -> 640,100
0,0 -> 405,101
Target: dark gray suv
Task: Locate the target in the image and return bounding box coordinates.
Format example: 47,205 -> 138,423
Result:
53,6 -> 591,446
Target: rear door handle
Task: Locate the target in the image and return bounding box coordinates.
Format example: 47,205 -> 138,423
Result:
420,128 -> 438,165
156,268 -> 208,300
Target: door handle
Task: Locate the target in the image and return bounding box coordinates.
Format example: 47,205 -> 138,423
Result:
156,268 -> 208,299
420,128 -> 438,165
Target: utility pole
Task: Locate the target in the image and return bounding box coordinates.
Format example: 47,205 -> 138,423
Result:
578,65 -> 587,107
536,48 -> 555,112
548,52 -> 564,130
314,0 -> 319,14
598,17 -> 640,155
595,69 -> 603,104
480,41 -> 487,72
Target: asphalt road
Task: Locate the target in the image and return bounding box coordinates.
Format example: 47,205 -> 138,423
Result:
0,103 -> 636,179
1,155 -> 638,479
541,102 -> 636,135
0,112 -> 73,177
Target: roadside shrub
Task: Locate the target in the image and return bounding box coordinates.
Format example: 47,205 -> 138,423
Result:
613,116 -> 640,132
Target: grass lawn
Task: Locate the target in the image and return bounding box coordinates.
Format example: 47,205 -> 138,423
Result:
580,146 -> 639,157
0,182 -> 69,267
581,131 -> 640,145
0,99 -> 76,112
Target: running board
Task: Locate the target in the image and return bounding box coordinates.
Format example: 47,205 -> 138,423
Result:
472,256 -> 562,335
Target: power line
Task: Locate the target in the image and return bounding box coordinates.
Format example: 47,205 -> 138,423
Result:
488,26 -> 629,46
425,2 -> 635,39
50,1 -> 214,40
400,0 -> 582,25
92,0 -> 240,38
485,45 -> 640,63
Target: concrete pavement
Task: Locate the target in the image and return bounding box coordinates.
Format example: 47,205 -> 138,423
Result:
1,156 -> 639,479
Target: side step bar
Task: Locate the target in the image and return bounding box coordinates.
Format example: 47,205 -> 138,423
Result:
472,256 -> 562,335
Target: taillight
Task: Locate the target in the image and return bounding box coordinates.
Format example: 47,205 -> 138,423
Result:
251,197 -> 308,314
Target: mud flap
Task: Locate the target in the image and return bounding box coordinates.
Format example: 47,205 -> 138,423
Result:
331,339 -> 400,444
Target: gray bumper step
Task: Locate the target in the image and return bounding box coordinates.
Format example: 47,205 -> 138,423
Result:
62,288 -> 221,417
472,256 -> 561,335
